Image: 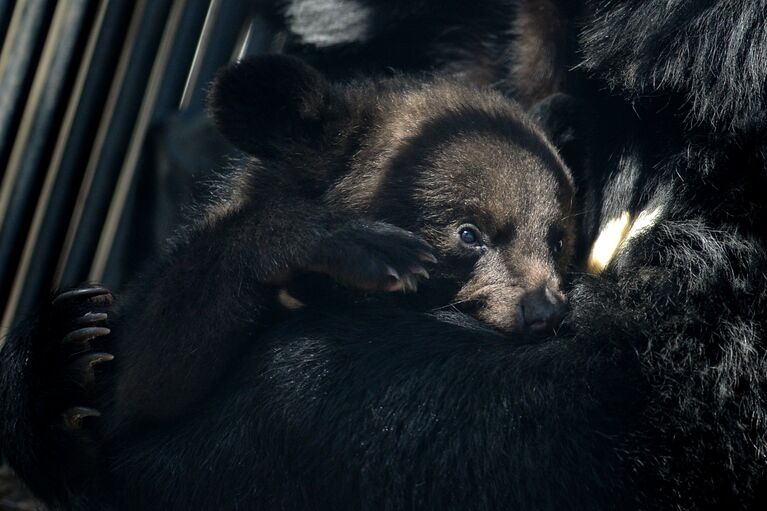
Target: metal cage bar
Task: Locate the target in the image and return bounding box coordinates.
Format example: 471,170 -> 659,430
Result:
0,0 -> 92,324
1,0 -> 133,332
0,0 -> 272,337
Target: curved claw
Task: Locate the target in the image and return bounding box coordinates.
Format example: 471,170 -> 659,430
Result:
53,286 -> 112,306
409,265 -> 430,279
72,312 -> 109,326
401,274 -> 419,292
418,251 -> 438,264
70,352 -> 115,386
385,271 -> 425,292
62,406 -> 101,430
62,326 -> 111,346
73,352 -> 115,367
385,265 -> 400,280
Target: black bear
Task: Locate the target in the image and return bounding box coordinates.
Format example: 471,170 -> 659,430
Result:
266,0 -> 767,507
1,55 -> 586,509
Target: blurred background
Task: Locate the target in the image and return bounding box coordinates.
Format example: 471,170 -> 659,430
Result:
0,1 -> 282,506
0,0 -> 294,339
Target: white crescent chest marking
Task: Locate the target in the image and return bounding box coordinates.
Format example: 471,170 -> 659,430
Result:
587,206 -> 664,273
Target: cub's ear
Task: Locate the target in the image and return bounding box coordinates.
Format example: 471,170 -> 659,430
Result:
207,54 -> 330,156
529,93 -> 580,149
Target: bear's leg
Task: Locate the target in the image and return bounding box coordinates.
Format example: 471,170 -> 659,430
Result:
110,201 -> 435,427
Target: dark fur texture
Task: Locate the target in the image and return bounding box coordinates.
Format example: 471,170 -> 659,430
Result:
4,0 -> 767,508
579,0 -> 767,132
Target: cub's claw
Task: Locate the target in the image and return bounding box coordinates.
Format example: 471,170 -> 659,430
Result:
72,312 -> 109,326
386,273 -> 423,293
62,326 -> 111,346
70,352 -> 115,387
62,407 -> 101,431
72,352 -> 115,367
385,266 -> 400,280
419,252 -> 438,264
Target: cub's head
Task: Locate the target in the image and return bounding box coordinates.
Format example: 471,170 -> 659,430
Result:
209,55 -> 576,335
352,85 -> 577,335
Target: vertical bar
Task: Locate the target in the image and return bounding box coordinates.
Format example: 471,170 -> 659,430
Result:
181,0 -> 252,113
1,0 -> 119,335
0,0 -> 51,179
53,0 -> 172,289
231,15 -> 254,62
178,0 -> 222,110
88,0 -> 189,282
0,0 -> 16,45
232,15 -> 275,62
100,0 -> 215,287
0,0 -> 90,334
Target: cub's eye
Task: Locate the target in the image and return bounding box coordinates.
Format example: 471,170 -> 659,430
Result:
458,225 -> 482,247
549,226 -> 566,256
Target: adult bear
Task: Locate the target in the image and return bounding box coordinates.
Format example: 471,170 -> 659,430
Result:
2,1 -> 767,510
273,0 -> 767,502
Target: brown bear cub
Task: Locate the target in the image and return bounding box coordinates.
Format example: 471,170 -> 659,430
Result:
14,55 -> 577,437
0,55 -> 576,502
100,55 -> 576,425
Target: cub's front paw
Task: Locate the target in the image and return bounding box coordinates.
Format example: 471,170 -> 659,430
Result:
310,222 -> 436,292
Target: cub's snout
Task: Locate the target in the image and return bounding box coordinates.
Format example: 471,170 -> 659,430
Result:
451,248 -> 570,336
518,285 -> 567,333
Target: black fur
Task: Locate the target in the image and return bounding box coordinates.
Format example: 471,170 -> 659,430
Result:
578,0 -> 767,132
208,54 -> 331,156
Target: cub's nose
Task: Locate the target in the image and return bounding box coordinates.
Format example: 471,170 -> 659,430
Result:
519,286 -> 566,333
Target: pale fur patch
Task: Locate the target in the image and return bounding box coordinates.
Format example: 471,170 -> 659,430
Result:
278,288 -> 306,310
286,0 -> 373,46
587,211 -> 632,273
624,206 -> 664,244
587,206 -> 664,273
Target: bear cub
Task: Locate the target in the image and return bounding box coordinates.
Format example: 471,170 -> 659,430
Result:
90,55 -> 577,425
0,54 -> 578,502
10,55 -> 579,436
